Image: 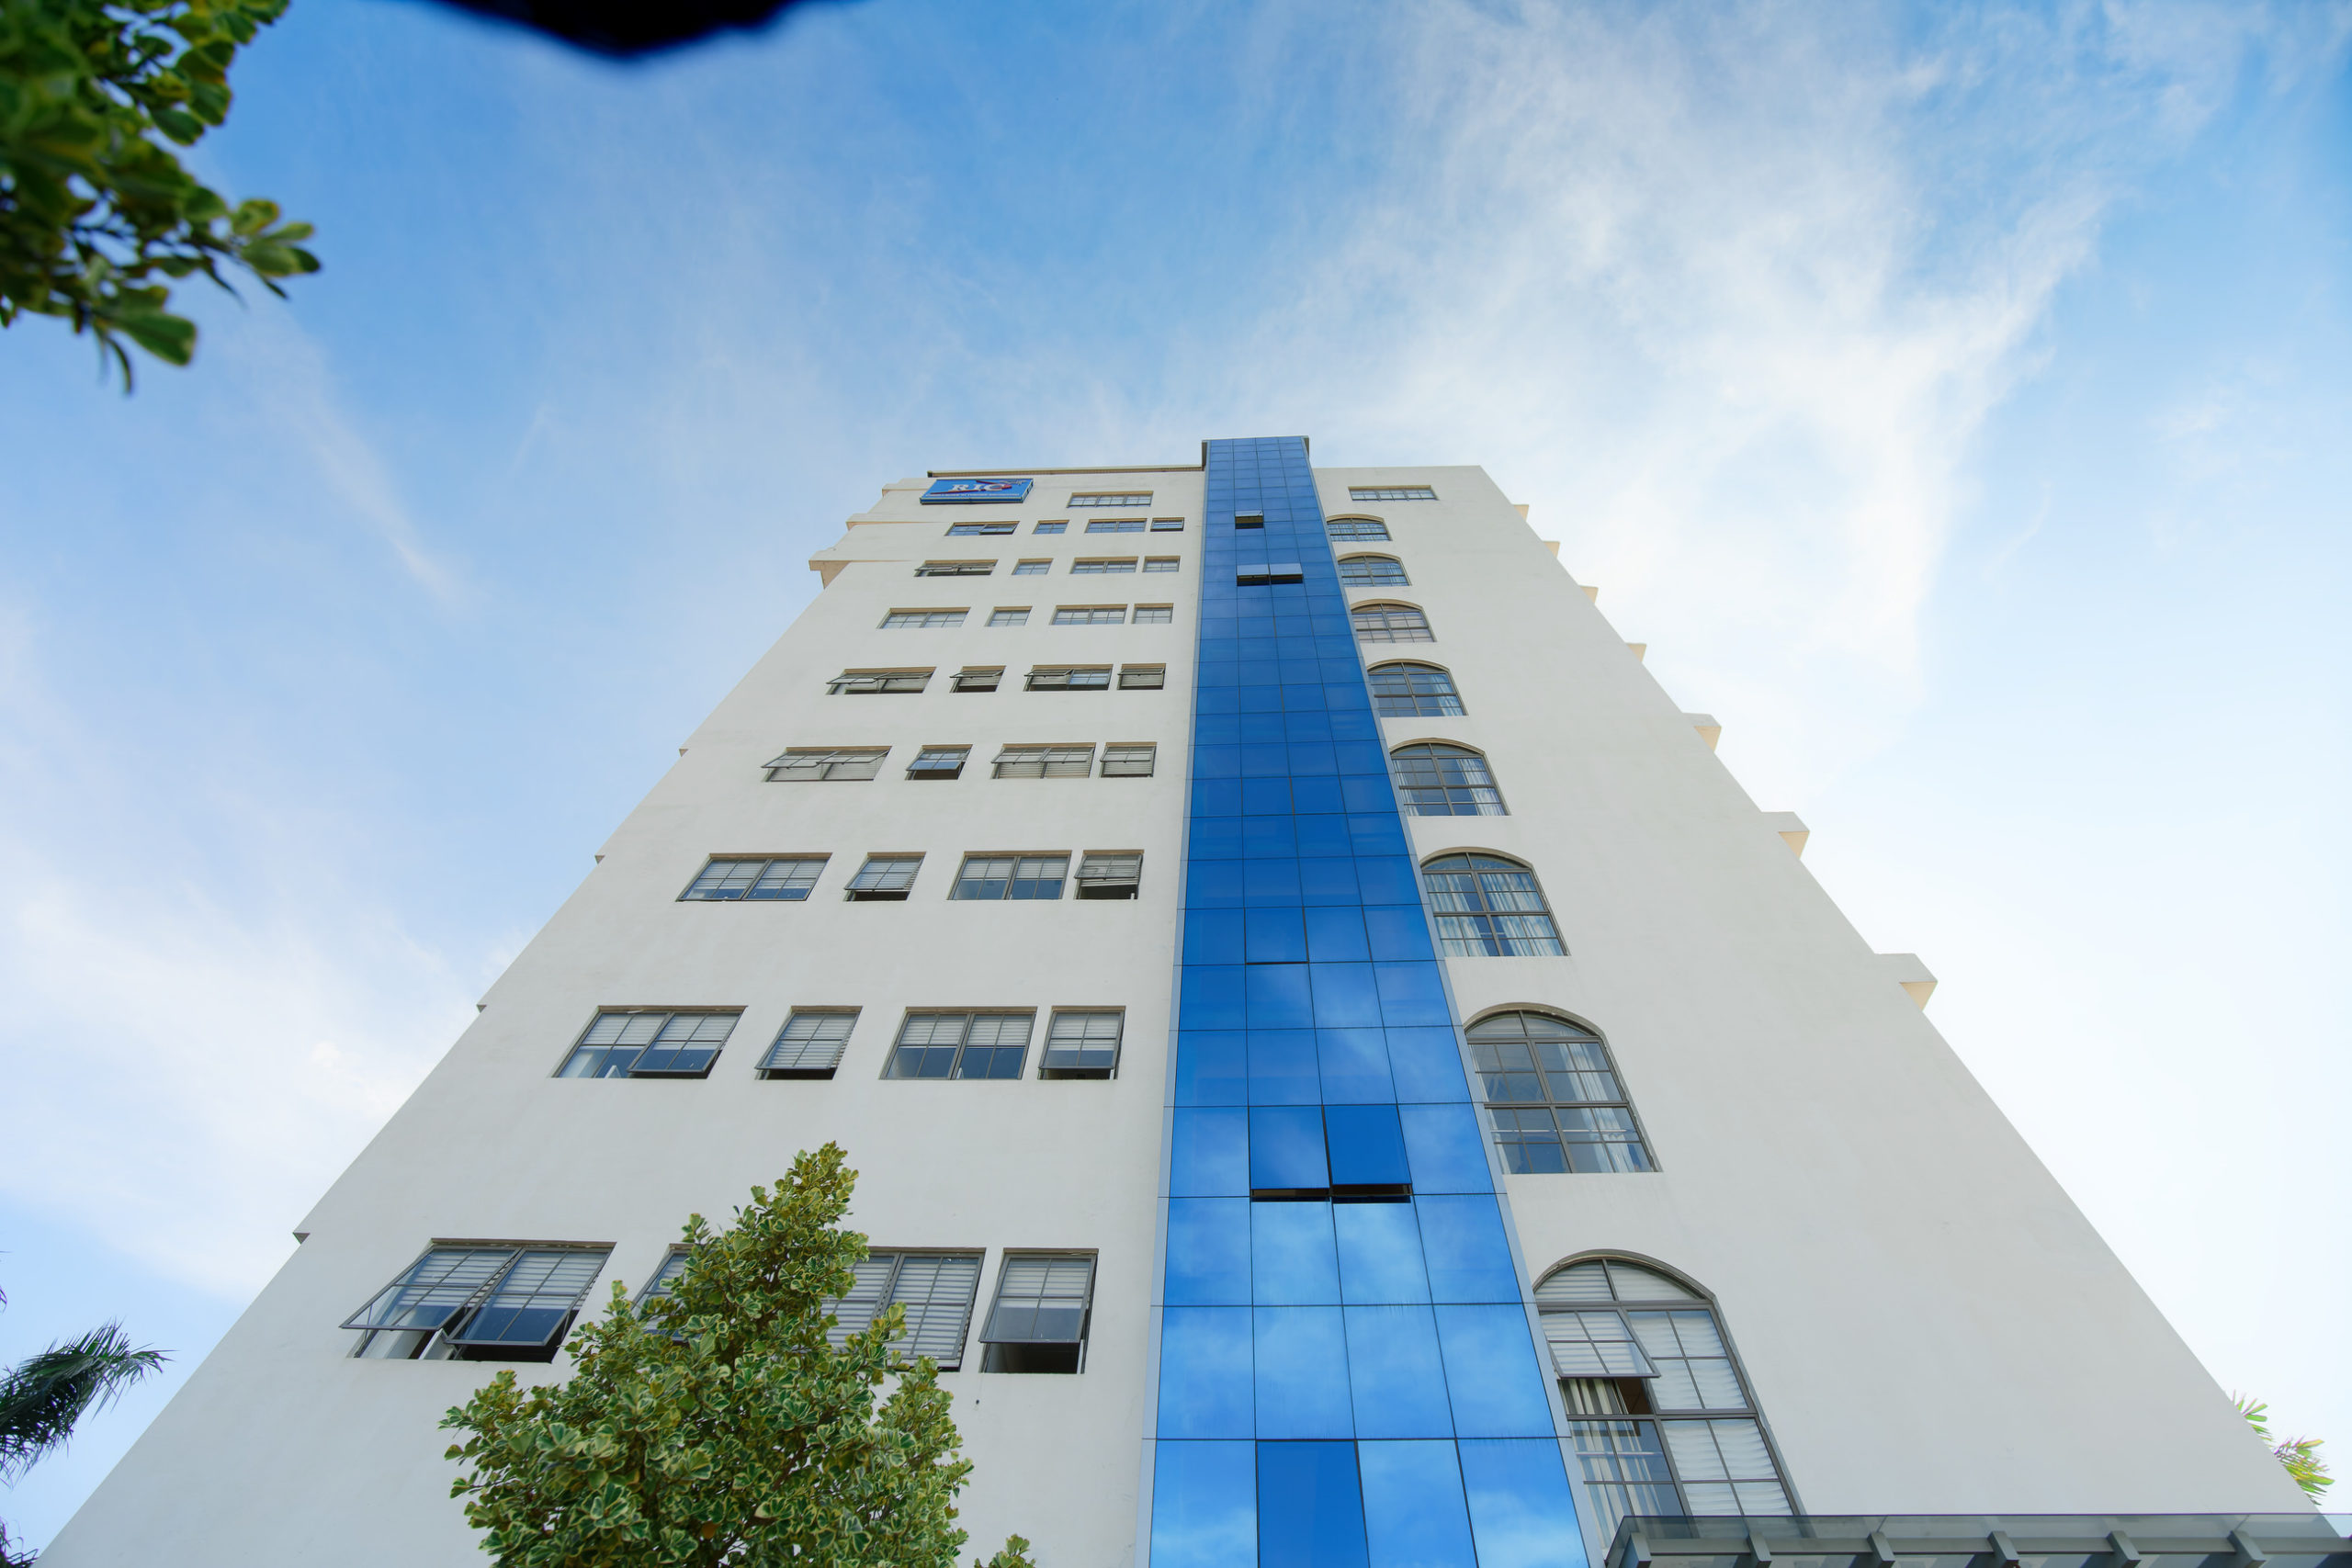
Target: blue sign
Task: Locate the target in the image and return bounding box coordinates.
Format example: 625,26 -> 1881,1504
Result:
922,478 -> 1033,504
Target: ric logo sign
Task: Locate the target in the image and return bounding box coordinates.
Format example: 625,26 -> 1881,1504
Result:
922,478 -> 1035,503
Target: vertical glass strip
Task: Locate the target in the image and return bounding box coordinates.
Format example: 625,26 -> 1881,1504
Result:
1150,437 -> 1588,1568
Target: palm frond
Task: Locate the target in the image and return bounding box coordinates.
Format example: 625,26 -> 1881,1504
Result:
0,1322 -> 169,1483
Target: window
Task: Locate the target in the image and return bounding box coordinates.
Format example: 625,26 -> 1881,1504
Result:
1132,607 -> 1174,627
767,746 -> 888,780
1327,517 -> 1391,541
828,1252 -> 984,1368
1027,666 -> 1111,691
635,1249 -> 691,1315
558,1010 -> 739,1077
1422,852 -> 1566,955
1012,559 -> 1050,576
761,1010 -> 859,1078
1100,743 -> 1156,776
826,671 -> 930,696
846,854 -> 923,901
1352,603 -> 1432,642
988,608 -> 1029,626
1033,520 -> 1067,535
946,522 -> 1014,536
1042,1010 -> 1123,1077
681,855 -> 826,900
980,1253 -> 1094,1372
1070,558 -> 1137,575
1234,512 -> 1264,530
1470,1012 -> 1650,1171
1142,558 -> 1180,575
1339,554 -> 1409,587
345,1245 -> 609,1361
1368,662 -> 1463,716
952,852 -> 1069,900
1236,563 -> 1302,585
1538,1258 -> 1791,1536
993,745 -> 1094,778
1053,605 -> 1126,626
915,560 -> 994,578
908,746 -> 970,780
1117,665 -> 1166,689
1074,851 -> 1142,897
1350,486 -> 1436,501
881,609 -> 967,629
1069,491 -> 1148,507
1391,742 -> 1504,815
1150,517 -> 1185,532
1085,517 -> 1144,534
952,668 -> 1002,693
888,1011 -> 1034,1079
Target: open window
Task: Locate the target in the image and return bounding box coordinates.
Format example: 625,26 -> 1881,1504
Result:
345,1245 -> 610,1362
979,1253 -> 1095,1372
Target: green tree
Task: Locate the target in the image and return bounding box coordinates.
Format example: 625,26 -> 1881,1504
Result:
441,1144 -> 1035,1568
0,1291 -> 169,1568
0,0 -> 317,388
2236,1393 -> 2335,1503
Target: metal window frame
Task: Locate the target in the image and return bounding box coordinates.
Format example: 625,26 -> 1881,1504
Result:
1073,849 -> 1144,897
344,1242 -> 611,1359
992,744 -> 1096,779
1069,558 -> 1139,574
1117,665 -> 1166,688
765,746 -> 891,780
949,851 -> 1071,900
1040,1007 -> 1125,1077
1026,666 -> 1114,691
1337,553 -> 1411,587
1348,486 -> 1437,501
1326,516 -> 1392,540
1367,661 -> 1464,716
846,853 -> 925,899
1422,852 -> 1567,955
1099,743 -> 1157,775
824,671 -> 932,696
913,560 -> 997,578
759,1008 -> 861,1078
1031,522 -> 1067,535
1351,602 -> 1435,642
1051,605 -> 1129,626
823,1249 -> 986,1370
978,1250 -> 1098,1348
884,1009 -> 1037,1080
1012,559 -> 1052,575
1084,517 -> 1147,533
880,609 -> 969,629
633,1248 -> 693,1316
678,854 -> 829,901
1067,492 -> 1150,507
952,667 -> 1004,691
1389,741 -> 1505,816
907,746 -> 971,780
556,1007 -> 741,1079
1149,517 -> 1186,531
944,522 -> 1016,536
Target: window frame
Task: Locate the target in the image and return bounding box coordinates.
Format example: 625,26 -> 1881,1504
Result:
944,521 -> 1015,536
1011,559 -> 1051,577
556,1008 -> 741,1079
759,1008 -> 861,1078
825,671 -> 931,697
345,1244 -> 610,1362
1367,661 -> 1464,717
885,1010 -> 1036,1080
765,746 -> 890,781
1326,515 -> 1391,541
1026,666 -> 1112,692
1149,517 -> 1185,532
1032,521 -> 1067,535
951,668 -> 1003,693
1117,664 -> 1166,688
1467,1010 -> 1653,1172
824,1250 -> 986,1369
1351,602 -> 1434,643
1338,553 -> 1410,588
1141,558 -> 1181,574
1420,852 -> 1567,955
1099,742 -> 1157,776
1083,517 -> 1145,534
1069,558 -> 1138,575
950,851 -> 1070,900
679,854 -> 829,901
1051,605 -> 1128,626
880,608 -> 968,629
1389,741 -> 1505,816
978,1251 -> 1097,1373
987,607 -> 1031,626
992,744 -> 1095,779
1074,849 -> 1143,897
845,853 -> 924,901
1348,486 -> 1437,502
913,559 -> 996,578
1067,491 -> 1149,507
907,746 -> 971,780
1040,1008 -> 1124,1077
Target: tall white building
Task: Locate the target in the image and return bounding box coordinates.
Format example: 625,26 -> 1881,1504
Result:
45,437 -> 2339,1568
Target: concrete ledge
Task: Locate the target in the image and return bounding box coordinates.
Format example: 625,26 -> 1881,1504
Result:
1877,952 -> 1937,1009
1684,713 -> 1721,750
1761,810 -> 1809,857
1627,642 -> 1647,662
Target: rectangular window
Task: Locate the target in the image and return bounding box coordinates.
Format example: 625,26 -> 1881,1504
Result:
993,744 -> 1095,778
760,1010 -> 859,1078
1012,560 -> 1049,577
681,855 -> 826,901
635,1249 -> 691,1314
558,1010 -> 739,1078
1075,850 -> 1142,897
979,1253 -> 1094,1372
766,747 -> 888,780
827,1252 -> 984,1368
908,746 -> 969,780
1328,518 -> 1390,540
1116,665 -> 1165,689
951,852 -> 1069,900
1236,564 -> 1304,585
1149,517 -> 1185,532
1131,604 -> 1173,624
881,609 -> 967,629
345,1245 -> 609,1362
846,854 -> 923,901
1052,605 -> 1125,626
1099,744 -> 1156,777
825,671 -> 930,695
946,522 -> 1014,536
1141,558 -> 1180,574
1234,512 -> 1264,529
988,607 -> 1030,626
1042,1010 -> 1123,1077
914,560 -> 994,577
1084,518 -> 1145,534
1026,667 -> 1112,691
952,668 -> 1002,693
1068,492 -> 1148,507
1349,486 -> 1437,501
1032,521 -> 1067,535
887,1010 -> 1035,1079
1069,558 -> 1136,575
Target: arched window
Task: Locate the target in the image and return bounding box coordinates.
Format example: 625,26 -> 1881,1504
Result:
1535,1257 -> 1792,1532
1327,516 -> 1391,541
1467,1011 -> 1648,1170
1368,662 -> 1463,716
1351,602 -> 1433,643
1421,852 -> 1566,954
1391,742 -> 1503,815
1338,554 -> 1409,587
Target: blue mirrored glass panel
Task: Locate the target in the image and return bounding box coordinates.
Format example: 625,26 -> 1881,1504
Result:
1159,1308 -> 1256,1438
1166,1199 -> 1252,1306
1258,1441 -> 1369,1568
1171,1111 -> 1250,1196
1251,1201 -> 1341,1305
1249,1107 -> 1329,1190
1325,1105 -> 1410,1188
1253,1308 -> 1355,1439
1332,1201 -> 1429,1304
1457,1440 -> 1590,1568
1342,1306 -> 1454,1439
1434,1307 -> 1557,1438
1413,1196 -> 1521,1303
1397,1104 -> 1493,1193
1152,1440 -> 1259,1568
1358,1440 -> 1477,1568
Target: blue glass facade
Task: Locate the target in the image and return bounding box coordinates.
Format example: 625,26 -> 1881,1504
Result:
1150,437 -> 1589,1568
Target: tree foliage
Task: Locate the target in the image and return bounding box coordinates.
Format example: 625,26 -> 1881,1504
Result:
441,1144 -> 1035,1568
0,0 -> 317,387
2236,1393 -> 2335,1503
0,1296 -> 169,1568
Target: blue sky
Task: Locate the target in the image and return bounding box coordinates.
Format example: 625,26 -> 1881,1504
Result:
3,0 -> 2347,1545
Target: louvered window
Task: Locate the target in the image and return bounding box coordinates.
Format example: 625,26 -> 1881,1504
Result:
1053,605 -> 1126,625
946,522 -> 1014,536
908,747 -> 969,780
846,855 -> 922,900
914,560 -> 995,577
558,1010 -> 738,1078
1026,667 -> 1112,691
1041,1010 -> 1123,1077
826,670 -> 931,694
766,748 -> 888,780
825,1252 -> 984,1369
979,1253 -> 1095,1372
886,1011 -> 1035,1079
1348,486 -> 1435,501
681,856 -> 827,900
881,609 -> 966,628
993,745 -> 1094,778
951,853 -> 1069,901
345,1245 -> 608,1362
1075,851 -> 1142,898
760,1010 -> 858,1078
